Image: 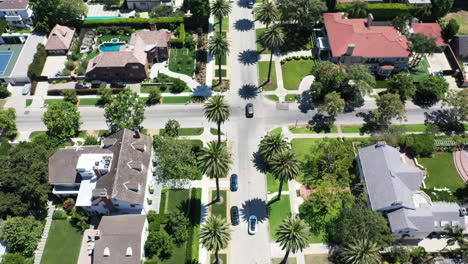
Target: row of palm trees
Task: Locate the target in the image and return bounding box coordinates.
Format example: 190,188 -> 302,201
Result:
209,0 -> 232,86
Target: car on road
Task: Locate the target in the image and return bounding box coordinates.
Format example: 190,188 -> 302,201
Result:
230,174 -> 238,191
245,103 -> 254,118
248,215 -> 257,234
247,0 -> 254,8
75,82 -> 91,89
231,206 -> 240,226
110,81 -> 126,88
22,83 -> 31,95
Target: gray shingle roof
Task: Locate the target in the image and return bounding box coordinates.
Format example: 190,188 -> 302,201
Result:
453,35 -> 468,62
0,0 -> 28,10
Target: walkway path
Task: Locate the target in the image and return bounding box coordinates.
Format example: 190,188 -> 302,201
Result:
454,150 -> 468,182
34,201 -> 56,264
150,62 -> 202,89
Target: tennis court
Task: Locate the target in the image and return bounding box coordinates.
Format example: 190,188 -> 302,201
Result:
0,51 -> 13,75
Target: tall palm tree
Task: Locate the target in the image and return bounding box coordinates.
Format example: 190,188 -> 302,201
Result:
258,132 -> 289,164
342,239 -> 381,264
203,95 -> 230,144
270,149 -> 299,200
255,2 -> 278,29
208,33 -> 229,85
442,225 -> 468,251
198,141 -> 232,202
260,24 -> 284,84
211,0 -> 232,35
276,217 -> 310,264
200,215 -> 232,264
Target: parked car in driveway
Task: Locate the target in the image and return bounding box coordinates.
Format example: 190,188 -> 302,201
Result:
231,206 -> 240,226
91,80 -> 106,88
230,174 -> 238,191
75,82 -> 91,89
22,83 -> 31,95
248,215 -> 257,234
245,103 -> 254,118
110,81 -> 126,88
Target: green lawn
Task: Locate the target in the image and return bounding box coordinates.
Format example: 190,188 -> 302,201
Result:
269,195 -> 291,239
79,98 -> 99,106
341,125 -> 363,133
267,172 -> 289,194
214,17 -> 229,32
169,48 -> 195,77
282,60 -> 315,90
258,61 -> 277,91
165,189 -> 191,214
270,127 -> 283,135
162,96 -> 191,104
41,219 -> 82,264
98,34 -> 131,42
285,94 -> 297,102
375,79 -> 390,88
443,10 -> 468,35
291,138 -> 324,160
289,125 -> 338,134
256,28 -> 269,54
304,254 -> 332,264
419,152 -> 465,192
410,57 -> 430,81
44,99 -> 65,105
215,69 -> 227,77
160,127 -> 203,136
26,99 -> 33,106
211,190 -> 227,218
265,94 -> 279,102
141,85 -> 158,93
272,258 -> 297,264
29,131 -> 46,139
215,54 -> 227,66
210,128 -> 224,135
341,124 -> 431,133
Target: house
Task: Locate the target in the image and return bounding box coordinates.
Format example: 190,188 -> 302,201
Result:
0,0 -> 33,28
45,24 -> 76,55
86,26 -> 171,80
314,13 -> 411,77
410,23 -> 447,47
126,0 -> 174,11
48,129 -> 154,215
335,0 -> 429,4
452,35 -> 468,62
357,144 -> 466,240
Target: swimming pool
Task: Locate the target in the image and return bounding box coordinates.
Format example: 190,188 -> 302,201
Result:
99,42 -> 125,52
85,16 -> 120,20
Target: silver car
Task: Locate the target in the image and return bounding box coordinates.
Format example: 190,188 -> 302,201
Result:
248,215 -> 257,235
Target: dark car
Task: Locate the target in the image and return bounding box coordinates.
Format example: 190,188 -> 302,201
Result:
230,206 -> 240,226
110,81 -> 126,88
75,82 -> 91,89
245,103 -> 254,118
91,80 -> 106,88
230,174 -> 238,192
247,0 -> 254,8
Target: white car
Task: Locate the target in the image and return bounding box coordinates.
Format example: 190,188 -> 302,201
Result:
248,215 -> 257,235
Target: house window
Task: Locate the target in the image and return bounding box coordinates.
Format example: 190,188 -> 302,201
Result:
131,65 -> 139,69
130,204 -> 136,208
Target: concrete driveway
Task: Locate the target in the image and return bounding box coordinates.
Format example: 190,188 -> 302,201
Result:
426,53 -> 451,73
41,56 -> 67,77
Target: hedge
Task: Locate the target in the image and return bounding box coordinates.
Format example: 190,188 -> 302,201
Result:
81,17 -> 184,30
27,44 -> 47,80
0,18 -> 7,34
52,210 -> 68,220
335,3 -> 417,21
47,88 -> 124,96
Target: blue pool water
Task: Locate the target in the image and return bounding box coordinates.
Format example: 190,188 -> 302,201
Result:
85,16 -> 120,20
0,51 -> 13,75
99,42 -> 125,52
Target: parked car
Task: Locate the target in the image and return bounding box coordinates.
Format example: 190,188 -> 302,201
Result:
247,0 -> 254,8
230,174 -> 238,192
22,83 -> 31,95
231,206 -> 240,226
75,82 -> 91,89
248,215 -> 257,234
91,80 -> 106,88
110,81 -> 126,88
431,71 -> 443,78
245,103 -> 254,118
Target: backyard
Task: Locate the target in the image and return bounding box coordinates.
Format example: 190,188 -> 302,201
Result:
41,219 -> 82,264
258,61 -> 277,91
281,60 -> 315,90
419,152 -> 465,192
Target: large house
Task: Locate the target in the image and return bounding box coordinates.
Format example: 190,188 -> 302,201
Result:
48,129 -> 154,215
358,144 -> 466,240
126,0 -> 173,11
86,27 -> 171,80
0,0 -> 33,28
314,13 -> 411,76
452,35 -> 468,62
45,24 -> 76,55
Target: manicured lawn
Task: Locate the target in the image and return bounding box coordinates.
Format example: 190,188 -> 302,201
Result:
79,98 -> 99,106
341,124 -> 430,133
44,99 -> 65,105
258,61 -> 277,91
273,258 -> 297,264
26,99 -> 33,106
160,127 -> 203,136
210,128 -> 224,135
285,94 -> 297,102
282,60 -> 315,90
443,10 -> 468,35
419,152 -> 465,192
41,219 -> 82,264
211,190 -> 227,218
98,34 -> 131,42
256,28 -> 268,54
29,131 -> 46,139
162,96 -> 191,104
341,125 -> 363,133
269,195 -> 291,239
410,57 -> 430,81
210,254 -> 227,264
267,172 -> 288,194
304,254 -> 332,264
375,79 -> 390,88
141,85 -> 158,93
214,16 -> 229,32
270,127 -> 282,135
169,48 -> 195,77
291,138 -> 323,160
289,125 -> 338,134
165,189 -> 191,214
215,54 -> 227,66
265,94 -> 279,102
215,69 -> 227,77
308,232 -> 325,243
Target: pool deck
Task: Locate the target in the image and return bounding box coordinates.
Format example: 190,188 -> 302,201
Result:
0,44 -> 23,78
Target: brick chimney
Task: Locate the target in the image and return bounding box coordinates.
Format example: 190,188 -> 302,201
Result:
346,44 -> 355,56
93,166 -> 102,177
367,13 -> 374,27
149,23 -> 157,31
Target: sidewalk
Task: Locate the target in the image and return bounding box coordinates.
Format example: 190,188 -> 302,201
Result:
34,201 -> 56,264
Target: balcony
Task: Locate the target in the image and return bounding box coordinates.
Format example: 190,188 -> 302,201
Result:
4,15 -> 22,22
53,184 -> 80,195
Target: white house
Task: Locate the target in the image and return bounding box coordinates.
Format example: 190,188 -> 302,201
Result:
0,0 -> 33,28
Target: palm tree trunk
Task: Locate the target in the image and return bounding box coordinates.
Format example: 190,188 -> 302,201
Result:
215,176 -> 221,202
218,54 -> 222,85
277,179 -> 284,201
217,122 -> 221,144
267,50 -> 273,84
281,249 -> 290,264
219,16 -> 223,35
215,249 -> 220,264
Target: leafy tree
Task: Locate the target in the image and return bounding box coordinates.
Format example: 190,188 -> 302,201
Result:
150,4 -> 174,17
147,86 -> 161,105
63,89 -> 78,104
310,61 -> 347,102
276,217 -> 310,264
104,88 -> 145,132
163,119 -> 180,137
443,89 -> 468,122
97,86 -> 113,105
198,141 -> 232,202
208,33 -> 229,85
270,150 -> 300,200
342,239 -> 382,264
0,216 -> 42,257
432,0 -> 454,19
387,72 -> 416,100
211,0 -> 231,35
387,246 -> 412,264
200,215 -> 231,264
0,86 -> 10,98
371,93 -> 406,128
70,207 -> 89,231
391,16 -> 409,33
261,24 -> 285,83
258,132 -> 289,165
255,2 -> 278,29
410,34 -> 438,68
31,0 -> 87,32
0,108 -> 17,139
317,91 -> 345,118
103,0 -> 120,7
0,253 -> 29,264
169,78 -> 188,93
84,136 -> 99,145
276,0 -> 327,29
165,210 -> 190,245
183,0 -> 210,30
153,136 -> 201,180
443,18 -> 460,40
203,95 -> 230,144
400,134 -> 435,157
345,64 -> 376,97
347,1 -> 368,18
414,75 -> 449,106
442,225 -> 468,251
43,102 -> 81,139
145,231 -> 174,259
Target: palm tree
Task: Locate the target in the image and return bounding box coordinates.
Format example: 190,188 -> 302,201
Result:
442,225 -> 468,251
260,24 -> 284,84
342,239 -> 381,264
200,215 -> 232,264
276,217 -> 310,264
270,149 -> 299,200
198,141 -> 232,202
211,0 -> 232,35
208,33 -> 229,85
258,132 -> 289,164
255,2 -> 278,29
203,95 -> 230,144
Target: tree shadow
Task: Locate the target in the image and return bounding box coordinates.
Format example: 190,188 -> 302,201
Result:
235,19 -> 254,31
355,111 -> 379,134
251,151 -> 267,174
240,198 -> 269,223
178,196 -> 206,226
297,90 -> 314,113
237,0 -> 249,8
424,110 -> 466,135
308,113 -> 335,133
412,95 -> 439,109
238,84 -> 260,99
238,50 -> 259,65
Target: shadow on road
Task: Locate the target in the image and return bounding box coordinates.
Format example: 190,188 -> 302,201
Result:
238,84 -> 260,99
297,90 -> 314,113
234,19 -> 254,31
238,50 -> 259,65
251,152 -> 267,173
424,110 -> 465,134
240,198 -> 269,223
236,0 -> 249,8
308,113 -> 335,133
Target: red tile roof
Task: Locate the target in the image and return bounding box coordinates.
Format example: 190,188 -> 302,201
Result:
323,13 -> 411,58
411,23 -> 447,46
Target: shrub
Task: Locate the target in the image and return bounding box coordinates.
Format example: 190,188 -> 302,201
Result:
147,199 -> 153,205
27,44 -> 47,80
52,210 -> 68,220
443,18 -> 460,40
0,253 -> 29,264
165,211 -> 189,245
149,187 -> 154,194
65,61 -> 75,71
147,210 -> 158,223
335,3 -> 417,21
63,197 -> 75,212
422,188 -> 457,202
400,134 -> 435,157
62,68 -> 71,76
82,17 -> 184,30
0,86 -> 10,98
84,136 -> 98,145
169,78 -> 188,93
77,59 -> 89,76
97,86 -> 113,105
62,89 -> 78,104
70,207 -> 89,231
144,231 -> 174,259
147,86 -> 161,105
